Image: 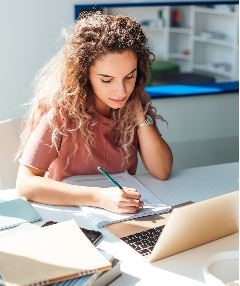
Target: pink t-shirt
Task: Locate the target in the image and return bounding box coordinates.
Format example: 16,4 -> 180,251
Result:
20,114 -> 139,181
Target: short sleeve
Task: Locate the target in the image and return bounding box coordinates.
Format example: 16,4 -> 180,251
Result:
20,115 -> 62,171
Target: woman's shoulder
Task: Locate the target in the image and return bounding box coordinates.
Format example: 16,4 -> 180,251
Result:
34,113 -> 67,139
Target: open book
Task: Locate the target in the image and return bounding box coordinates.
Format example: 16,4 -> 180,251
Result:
0,220 -> 111,285
63,171 -> 170,228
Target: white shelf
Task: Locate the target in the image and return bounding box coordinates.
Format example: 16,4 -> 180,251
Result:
170,27 -> 191,34
194,36 -> 233,48
193,64 -> 231,78
169,53 -> 192,61
195,6 -> 236,17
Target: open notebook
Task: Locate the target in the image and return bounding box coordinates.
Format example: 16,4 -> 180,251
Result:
63,171 -> 170,228
0,220 -> 111,285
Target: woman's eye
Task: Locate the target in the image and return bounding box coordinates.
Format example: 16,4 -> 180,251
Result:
126,75 -> 135,80
101,79 -> 112,84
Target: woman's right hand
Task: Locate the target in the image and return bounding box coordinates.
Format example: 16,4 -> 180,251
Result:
97,187 -> 143,214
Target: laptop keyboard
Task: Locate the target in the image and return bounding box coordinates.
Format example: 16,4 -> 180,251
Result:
121,225 -> 165,256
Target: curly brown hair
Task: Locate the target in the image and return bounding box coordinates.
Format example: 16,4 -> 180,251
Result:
18,11 -> 161,163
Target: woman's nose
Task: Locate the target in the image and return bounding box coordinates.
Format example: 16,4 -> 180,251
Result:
114,82 -> 127,98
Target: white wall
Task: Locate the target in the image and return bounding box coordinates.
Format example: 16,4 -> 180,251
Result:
136,92 -> 239,173
0,0 -> 73,120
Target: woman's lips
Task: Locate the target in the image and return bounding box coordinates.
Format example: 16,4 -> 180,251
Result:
109,97 -> 126,103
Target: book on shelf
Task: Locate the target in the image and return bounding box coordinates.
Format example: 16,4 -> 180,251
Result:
0,198 -> 42,231
0,220 -> 111,285
63,171 -> 170,228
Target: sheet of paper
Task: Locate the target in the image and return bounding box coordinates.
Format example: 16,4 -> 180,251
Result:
63,172 -> 170,227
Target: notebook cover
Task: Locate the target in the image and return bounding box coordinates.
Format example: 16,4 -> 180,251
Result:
0,198 -> 42,230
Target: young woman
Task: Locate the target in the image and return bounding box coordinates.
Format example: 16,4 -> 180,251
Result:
16,12 -> 173,214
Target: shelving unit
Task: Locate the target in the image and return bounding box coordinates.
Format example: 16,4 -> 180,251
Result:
193,5 -> 238,81
106,4 -> 238,81
74,2 -> 239,82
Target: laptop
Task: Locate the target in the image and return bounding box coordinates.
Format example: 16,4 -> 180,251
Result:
107,191 -> 239,262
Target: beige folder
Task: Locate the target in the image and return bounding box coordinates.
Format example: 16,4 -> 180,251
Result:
0,220 -> 111,285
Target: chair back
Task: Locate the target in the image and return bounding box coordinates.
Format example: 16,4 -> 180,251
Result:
0,118 -> 22,189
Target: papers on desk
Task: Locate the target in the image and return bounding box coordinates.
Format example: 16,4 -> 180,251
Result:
63,171 -> 170,228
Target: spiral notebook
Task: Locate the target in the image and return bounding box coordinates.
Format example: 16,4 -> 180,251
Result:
63,171 -> 170,228
0,198 -> 42,231
54,249 -> 120,286
0,220 -> 111,285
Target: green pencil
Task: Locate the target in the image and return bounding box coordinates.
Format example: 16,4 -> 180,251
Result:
97,167 -> 123,190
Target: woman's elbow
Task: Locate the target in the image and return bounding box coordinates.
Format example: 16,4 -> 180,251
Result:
16,169 -> 34,199
16,176 -> 29,198
150,166 -> 172,181
155,171 -> 171,181
16,164 -> 45,199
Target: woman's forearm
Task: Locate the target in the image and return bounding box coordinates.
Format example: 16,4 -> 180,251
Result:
16,173 -> 101,207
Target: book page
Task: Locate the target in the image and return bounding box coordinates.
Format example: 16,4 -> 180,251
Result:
63,172 -> 170,228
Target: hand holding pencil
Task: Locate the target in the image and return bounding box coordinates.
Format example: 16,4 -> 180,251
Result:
97,167 -> 143,214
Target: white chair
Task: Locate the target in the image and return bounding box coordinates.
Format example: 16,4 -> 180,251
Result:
0,118 -> 22,189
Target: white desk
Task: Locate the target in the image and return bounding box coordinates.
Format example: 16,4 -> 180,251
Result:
0,162 -> 238,285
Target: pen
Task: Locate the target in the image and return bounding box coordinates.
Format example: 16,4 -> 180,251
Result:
97,166 -> 124,190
